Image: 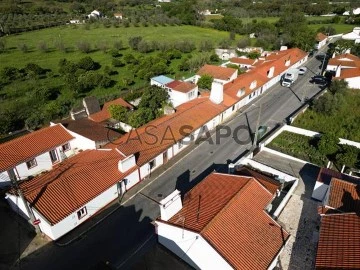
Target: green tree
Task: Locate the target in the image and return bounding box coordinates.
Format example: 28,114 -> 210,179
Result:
197,74 -> 213,90
336,145 -> 358,169
328,79 -> 348,95
139,86 -> 169,116
128,107 -> 154,128
128,36 -> 142,50
77,41 -> 91,53
313,93 -> 344,115
1,67 -> 19,82
237,38 -> 250,48
317,132 -> 339,156
77,56 -> 98,71
108,104 -> 128,122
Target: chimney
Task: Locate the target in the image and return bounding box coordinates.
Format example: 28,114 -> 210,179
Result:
285,57 -> 291,67
335,64 -> 342,78
159,190 -> 182,221
267,66 -> 275,78
210,80 -> 224,104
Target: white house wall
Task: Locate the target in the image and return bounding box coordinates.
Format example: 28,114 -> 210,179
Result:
169,91 -> 188,108
156,221 -> 232,270
311,182 -> 329,201
123,170 -> 140,190
344,77 -> 360,89
65,128 -> 97,150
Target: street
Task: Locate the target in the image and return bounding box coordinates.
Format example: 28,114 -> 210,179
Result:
14,52 -> 326,270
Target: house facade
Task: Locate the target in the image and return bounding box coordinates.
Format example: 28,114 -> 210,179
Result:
195,64 -> 238,85
0,124 -> 76,187
154,172 -> 289,269
165,80 -> 198,107
6,48 -> 309,239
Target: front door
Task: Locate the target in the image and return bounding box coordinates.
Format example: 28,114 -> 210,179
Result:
163,151 -> 168,163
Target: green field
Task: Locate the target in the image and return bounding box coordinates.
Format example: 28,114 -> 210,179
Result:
0,25 -> 239,71
308,23 -> 354,34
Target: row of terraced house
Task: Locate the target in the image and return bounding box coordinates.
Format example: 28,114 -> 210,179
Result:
0,48 -> 308,242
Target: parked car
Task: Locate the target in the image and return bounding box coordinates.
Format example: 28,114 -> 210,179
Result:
315,53 -> 329,61
310,75 -> 329,86
298,67 -> 307,75
308,50 -> 316,57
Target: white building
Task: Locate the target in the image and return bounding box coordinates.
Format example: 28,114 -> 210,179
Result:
342,27 -> 360,44
87,10 -> 101,19
0,124 -> 77,187
315,33 -> 328,50
343,7 -> 360,16
229,57 -> 257,69
327,53 -> 360,89
150,75 -> 174,88
165,80 -> 198,107
311,167 -> 360,201
154,171 -> 289,269
195,64 -> 238,85
7,48 -> 308,240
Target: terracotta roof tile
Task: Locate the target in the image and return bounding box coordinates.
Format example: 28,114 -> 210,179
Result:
235,167 -> 281,194
229,57 -> 256,65
166,80 -> 197,93
0,125 -> 74,172
105,97 -> 227,166
335,67 -> 360,79
316,32 -> 327,42
328,58 -> 360,68
166,173 -> 288,270
89,98 -> 133,123
334,53 -> 360,62
316,167 -> 358,185
60,118 -> 122,142
316,213 -> 360,269
197,64 -> 237,81
327,178 -> 360,214
13,149 -> 133,224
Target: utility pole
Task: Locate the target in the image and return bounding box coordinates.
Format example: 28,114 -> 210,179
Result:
9,176 -> 41,234
253,103 -> 262,147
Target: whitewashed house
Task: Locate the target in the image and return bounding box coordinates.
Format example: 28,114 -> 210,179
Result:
315,33 -> 328,49
165,80 -> 198,107
150,75 -> 174,88
154,172 -> 289,269
6,149 -> 140,240
6,48 -> 309,239
0,124 -> 76,187
195,64 -> 238,85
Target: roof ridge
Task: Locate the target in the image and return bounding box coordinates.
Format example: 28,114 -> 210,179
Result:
201,177 -> 253,233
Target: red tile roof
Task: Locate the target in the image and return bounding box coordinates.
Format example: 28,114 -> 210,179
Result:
335,67 -> 360,79
0,125 -> 74,172
229,57 -> 256,65
235,167 -> 281,194
316,32 -> 327,42
316,167 -> 358,185
89,98 -> 133,123
316,213 -> 360,269
327,178 -> 360,214
224,48 -> 307,101
334,53 -> 360,62
166,80 -> 197,93
328,58 -> 360,68
105,96 -> 228,166
12,149 -> 133,224
165,173 -> 288,270
60,118 -> 122,142
197,64 -> 237,81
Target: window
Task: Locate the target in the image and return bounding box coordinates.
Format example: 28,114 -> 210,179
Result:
26,159 -> 37,169
149,159 -> 156,169
49,149 -> 58,164
237,88 -> 245,97
232,105 -> 235,111
62,143 -> 70,152
178,140 -> 183,149
188,91 -> 195,99
77,207 -> 87,220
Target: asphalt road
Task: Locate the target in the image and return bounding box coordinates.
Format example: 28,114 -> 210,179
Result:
16,52 -> 327,270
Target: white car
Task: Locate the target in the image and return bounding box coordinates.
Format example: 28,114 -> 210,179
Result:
299,67 -> 307,75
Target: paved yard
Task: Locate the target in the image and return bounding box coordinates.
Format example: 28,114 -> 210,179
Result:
253,150 -> 321,270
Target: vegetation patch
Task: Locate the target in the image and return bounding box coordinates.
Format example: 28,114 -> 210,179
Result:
293,81 -> 360,142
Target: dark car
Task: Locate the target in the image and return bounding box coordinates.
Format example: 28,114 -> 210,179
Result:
310,75 -> 329,86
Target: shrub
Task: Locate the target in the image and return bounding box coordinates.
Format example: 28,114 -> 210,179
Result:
77,41 -> 91,53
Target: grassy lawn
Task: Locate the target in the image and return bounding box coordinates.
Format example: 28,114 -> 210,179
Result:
308,23 -> 354,34
267,131 -> 328,167
293,90 -> 360,142
0,24 -> 239,71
